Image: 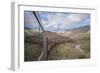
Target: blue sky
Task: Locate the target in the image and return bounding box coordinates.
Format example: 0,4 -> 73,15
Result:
24,11 -> 90,32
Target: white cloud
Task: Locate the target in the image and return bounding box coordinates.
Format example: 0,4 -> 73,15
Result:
24,11 -> 38,26
24,11 -> 90,31
41,12 -> 89,31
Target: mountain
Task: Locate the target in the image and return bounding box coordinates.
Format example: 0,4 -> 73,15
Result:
55,25 -> 90,57
58,25 -> 90,39
24,30 -> 78,61
65,25 -> 90,31
24,25 -> 90,61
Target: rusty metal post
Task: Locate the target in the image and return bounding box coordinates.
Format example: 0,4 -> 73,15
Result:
43,36 -> 48,60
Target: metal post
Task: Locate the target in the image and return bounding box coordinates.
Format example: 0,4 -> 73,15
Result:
43,37 -> 48,60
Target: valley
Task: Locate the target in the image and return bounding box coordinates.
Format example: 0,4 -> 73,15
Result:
24,25 -> 90,61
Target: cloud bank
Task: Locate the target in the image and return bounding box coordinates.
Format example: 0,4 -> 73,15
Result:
24,11 -> 90,32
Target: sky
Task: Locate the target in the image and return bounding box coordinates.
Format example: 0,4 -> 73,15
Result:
24,11 -> 90,32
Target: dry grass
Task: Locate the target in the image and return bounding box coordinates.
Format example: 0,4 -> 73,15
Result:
47,43 -> 86,60
24,43 -> 42,61
24,26 -> 90,61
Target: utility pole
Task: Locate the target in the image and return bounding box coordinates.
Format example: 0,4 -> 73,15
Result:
33,11 -> 48,60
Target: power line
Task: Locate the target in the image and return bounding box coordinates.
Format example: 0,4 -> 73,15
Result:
33,11 -> 44,32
